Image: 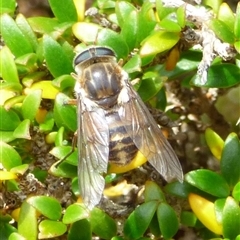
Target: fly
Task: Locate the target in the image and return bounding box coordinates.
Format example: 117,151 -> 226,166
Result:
71,46 -> 183,209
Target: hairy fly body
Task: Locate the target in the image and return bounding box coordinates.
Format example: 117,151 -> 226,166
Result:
72,46 -> 183,209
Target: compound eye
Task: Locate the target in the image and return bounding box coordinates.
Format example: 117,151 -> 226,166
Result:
95,47 -> 115,57
74,47 -> 116,67
74,50 -> 91,66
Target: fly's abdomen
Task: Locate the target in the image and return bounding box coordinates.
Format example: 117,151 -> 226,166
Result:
105,109 -> 138,165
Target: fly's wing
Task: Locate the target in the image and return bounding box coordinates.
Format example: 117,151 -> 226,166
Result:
77,95 -> 109,209
118,83 -> 183,182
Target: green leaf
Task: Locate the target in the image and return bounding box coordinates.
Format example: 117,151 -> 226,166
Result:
54,127 -> 65,146
234,41 -> 240,54
164,181 -> 200,198
22,89 -> 42,121
120,10 -> 138,50
63,203 -> 89,224
50,146 -> 77,166
124,201 -> 158,239
22,72 -> 46,88
180,211 -> 197,227
115,1 -> 136,27
111,237 -> 124,240
27,196 -> 62,220
53,93 -> 77,132
0,46 -> 19,84
218,3 -> 235,30
0,141 -> 22,170
38,220 -> 67,239
144,181 -> 166,202
0,0 -> 16,15
232,182 -> 240,201
13,119 -> 31,139
157,203 -> 179,239
136,1 -> 156,45
234,2 -> 240,39
156,0 -> 175,20
15,53 -> 38,75
28,17 -> 59,34
158,19 -> 181,32
185,169 -> 230,198
214,198 -> 226,224
97,28 -> 129,60
1,224 -> 17,240
72,22 -> 102,43
52,75 -> 75,91
140,31 -> 180,57
43,35 -> 73,78
0,14 -> 33,57
204,0 -> 222,13
11,164 -> 29,176
18,201 -> 38,240
90,208 -> 117,239
220,133 -> 240,187
149,213 -> 161,237
123,54 -> 141,74
15,14 -> 38,51
48,0 -> 78,22
205,128 -> 224,160
137,75 -> 164,102
176,5 -> 186,28
0,106 -> 21,131
208,19 -> 235,44
0,131 -> 15,143
39,117 -> 55,133
68,219 -> 91,240
49,160 -> 77,178
9,232 -> 26,240
191,63 -> 240,88
222,197 -> 240,239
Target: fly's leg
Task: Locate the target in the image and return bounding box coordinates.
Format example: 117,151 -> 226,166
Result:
50,98 -> 78,171
54,132 -> 78,168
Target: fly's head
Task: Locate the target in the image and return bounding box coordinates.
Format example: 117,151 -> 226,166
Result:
73,46 -> 117,76
73,47 -> 125,108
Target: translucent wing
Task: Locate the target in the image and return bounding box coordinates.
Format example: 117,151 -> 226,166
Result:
118,83 -> 183,182
77,94 -> 109,209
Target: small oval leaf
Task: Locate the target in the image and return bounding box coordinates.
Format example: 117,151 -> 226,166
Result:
38,220 -> 67,239
27,196 -> 62,220
0,14 -> 33,57
43,35 -> 73,78
0,46 -> 19,84
90,207 -> 117,239
124,201 -> 158,239
222,197 -> 240,239
63,203 -> 89,224
185,169 -> 230,198
13,119 -> 31,139
48,0 -> 77,22
53,93 -> 77,132
0,141 -> 22,170
18,201 -> 38,240
22,89 -> 42,121
192,64 -> 240,88
0,106 -> 21,131
157,202 -> 179,239
144,181 -> 166,202
220,133 -> 240,187
140,31 -> 180,57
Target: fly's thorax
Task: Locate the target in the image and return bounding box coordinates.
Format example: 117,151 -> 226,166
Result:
77,61 -> 123,108
105,108 -> 138,165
